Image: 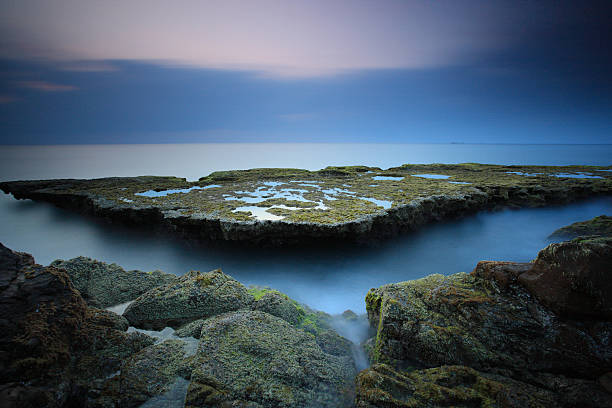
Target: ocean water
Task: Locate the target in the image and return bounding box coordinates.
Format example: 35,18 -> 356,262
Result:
1,143 -> 611,314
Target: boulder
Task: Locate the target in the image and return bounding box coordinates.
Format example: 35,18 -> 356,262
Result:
0,243 -> 154,408
186,310 -> 356,408
112,340 -> 193,408
518,237 -> 612,319
364,251 -> 612,406
50,257 -> 177,308
123,269 -> 253,330
252,288 -> 302,325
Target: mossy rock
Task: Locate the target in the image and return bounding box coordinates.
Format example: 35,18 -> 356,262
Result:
50,256 -> 178,308
3,164 -> 611,246
111,340 -> 193,407
186,310 -> 356,408
549,215 -> 612,240
123,269 -> 253,330
355,364 -> 612,408
366,262 -> 612,383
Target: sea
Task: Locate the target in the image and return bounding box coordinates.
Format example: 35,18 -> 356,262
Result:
1,143 -> 611,315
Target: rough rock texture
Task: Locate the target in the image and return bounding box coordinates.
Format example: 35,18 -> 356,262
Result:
549,214 -> 612,239
2,164 -> 611,246
95,340 -> 194,408
0,243 -> 154,408
363,238 -> 612,407
50,257 -> 178,308
174,284 -> 355,359
519,237 -> 612,319
356,364 -> 612,408
123,269 -> 253,330
186,310 -> 356,408
252,289 -> 302,325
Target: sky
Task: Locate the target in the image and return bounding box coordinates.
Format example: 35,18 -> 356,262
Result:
0,0 -> 611,144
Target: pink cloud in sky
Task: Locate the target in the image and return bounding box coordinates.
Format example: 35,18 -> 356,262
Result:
18,81 -> 77,92
0,0 -> 537,78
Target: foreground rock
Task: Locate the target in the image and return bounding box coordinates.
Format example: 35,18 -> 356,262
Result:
50,256 -> 178,308
0,243 -> 154,408
123,269 -> 253,330
549,214 -> 612,239
520,236 -> 612,319
2,164 -> 611,246
361,237 -> 612,407
186,310 -> 356,407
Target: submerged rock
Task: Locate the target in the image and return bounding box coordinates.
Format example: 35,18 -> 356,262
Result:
0,243 -> 155,408
123,269 -> 253,330
50,256 -> 177,308
549,214 -> 612,239
186,310 -> 356,408
363,238 -> 612,406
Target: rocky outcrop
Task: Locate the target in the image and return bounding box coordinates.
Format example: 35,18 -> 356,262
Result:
2,164 -> 610,247
356,364 -> 612,408
123,269 -> 253,330
519,237 -> 612,319
0,243 -> 154,408
362,237 -> 612,407
50,256 -> 177,308
186,310 -> 356,408
549,214 -> 612,239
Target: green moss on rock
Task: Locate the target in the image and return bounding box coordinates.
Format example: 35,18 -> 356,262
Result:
187,310 -> 356,408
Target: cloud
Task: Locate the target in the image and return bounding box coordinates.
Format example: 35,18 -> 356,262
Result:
57,61 -> 119,72
0,0 -> 534,78
17,81 -> 77,92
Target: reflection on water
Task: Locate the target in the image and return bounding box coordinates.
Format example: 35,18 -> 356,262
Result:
2,192 -> 611,314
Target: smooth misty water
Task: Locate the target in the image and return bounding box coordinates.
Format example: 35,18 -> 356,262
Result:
1,143 -> 611,314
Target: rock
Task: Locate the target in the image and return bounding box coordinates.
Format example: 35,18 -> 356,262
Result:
0,243 -> 155,408
356,364 -> 554,408
88,308 -> 130,331
252,288 -> 302,325
356,363 -> 612,408
518,237 -> 612,319
112,340 -> 193,408
549,214 -> 612,239
123,269 -> 253,330
50,257 -> 177,308
174,318 -> 207,338
364,251 -> 612,406
2,164 -> 610,247
186,310 -> 356,408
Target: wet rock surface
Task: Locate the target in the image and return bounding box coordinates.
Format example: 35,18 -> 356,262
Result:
362,236 -> 612,407
186,310 -> 356,408
50,256 -> 177,308
2,164 -> 611,246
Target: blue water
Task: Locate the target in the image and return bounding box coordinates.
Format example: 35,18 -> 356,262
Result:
0,143 -> 611,313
